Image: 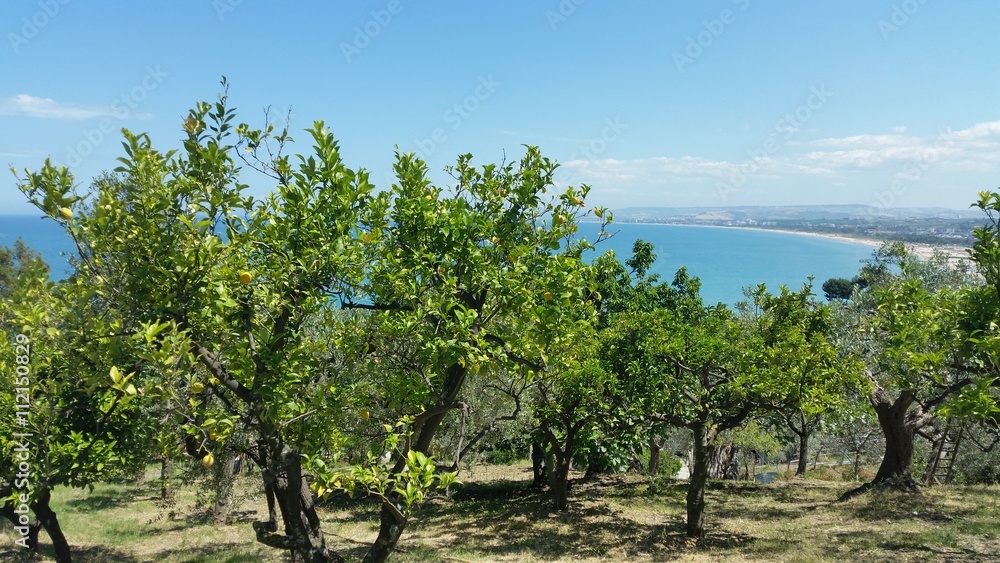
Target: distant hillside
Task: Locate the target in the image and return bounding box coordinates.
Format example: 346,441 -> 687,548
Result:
610,205 -> 981,223
595,205 -> 981,247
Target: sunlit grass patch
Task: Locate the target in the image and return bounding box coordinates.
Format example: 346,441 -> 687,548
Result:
1,463 -> 998,562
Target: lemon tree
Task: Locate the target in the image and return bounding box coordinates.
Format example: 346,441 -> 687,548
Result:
15,82 -> 607,563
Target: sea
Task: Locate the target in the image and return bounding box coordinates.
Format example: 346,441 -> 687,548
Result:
0,215 -> 876,306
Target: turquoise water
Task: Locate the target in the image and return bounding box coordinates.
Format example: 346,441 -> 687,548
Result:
0,214 -> 77,279
577,222 -> 874,305
0,215 -> 875,305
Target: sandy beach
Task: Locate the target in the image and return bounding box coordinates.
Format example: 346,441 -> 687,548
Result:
638,223 -> 971,263
754,228 -> 970,263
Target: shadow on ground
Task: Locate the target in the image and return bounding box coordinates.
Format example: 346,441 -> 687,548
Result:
383,476 -> 788,561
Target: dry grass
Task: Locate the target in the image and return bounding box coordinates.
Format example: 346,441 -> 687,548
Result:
2,462 -> 998,562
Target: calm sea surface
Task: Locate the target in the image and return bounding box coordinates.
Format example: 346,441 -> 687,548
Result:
578,222 -> 874,305
0,215 -> 875,306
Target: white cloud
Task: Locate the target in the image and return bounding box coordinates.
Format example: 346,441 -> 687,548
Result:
808,133 -> 919,149
0,94 -> 124,120
557,119 -> 1000,207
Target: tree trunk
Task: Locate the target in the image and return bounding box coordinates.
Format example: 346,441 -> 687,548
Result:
160,457 -> 173,502
549,454 -> 571,511
254,438 -> 340,563
708,442 -> 738,480
362,499 -> 407,563
362,363 -> 469,563
530,441 -> 547,488
686,423 -> 710,539
648,441 -> 662,475
134,463 -> 148,487
213,451 -> 236,525
840,389 -> 925,500
0,486 -> 41,552
796,429 -> 810,476
870,399 -> 919,490
541,422 -> 579,511
31,488 -> 72,563
364,387 -> 461,562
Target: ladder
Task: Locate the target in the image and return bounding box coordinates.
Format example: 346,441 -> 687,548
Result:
924,420 -> 965,485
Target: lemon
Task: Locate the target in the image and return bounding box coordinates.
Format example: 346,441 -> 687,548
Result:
239,271 -> 253,285
191,382 -> 205,394
542,291 -> 553,301
202,453 -> 215,468
59,207 -> 73,220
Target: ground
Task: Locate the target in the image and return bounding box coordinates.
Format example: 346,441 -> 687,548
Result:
2,462 -> 998,562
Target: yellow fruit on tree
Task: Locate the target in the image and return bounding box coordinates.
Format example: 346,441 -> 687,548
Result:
191,382 -> 205,394
59,207 -> 73,220
361,409 -> 370,422
202,453 -> 215,468
594,208 -> 603,218
542,291 -> 553,301
239,271 -> 253,285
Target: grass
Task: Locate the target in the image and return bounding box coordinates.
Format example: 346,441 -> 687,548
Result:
2,462 -> 998,562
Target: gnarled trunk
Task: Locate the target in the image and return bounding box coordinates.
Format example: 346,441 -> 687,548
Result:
254,438 -> 340,563
870,398 -> 919,490
0,485 -> 41,553
364,364 -> 467,563
708,442 -> 738,480
841,389 -> 928,500
31,488 -> 72,563
686,422 -> 710,539
540,419 -> 581,511
362,499 -> 407,563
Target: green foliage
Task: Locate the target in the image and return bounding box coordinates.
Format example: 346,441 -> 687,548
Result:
821,277 -> 855,302
0,239 -> 48,299
12,81 -> 610,558
0,245 -> 153,508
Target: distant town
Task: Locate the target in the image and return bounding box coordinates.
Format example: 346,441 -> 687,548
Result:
604,204 -> 983,247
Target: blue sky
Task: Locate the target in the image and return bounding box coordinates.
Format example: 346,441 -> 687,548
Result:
2,1 -> 999,214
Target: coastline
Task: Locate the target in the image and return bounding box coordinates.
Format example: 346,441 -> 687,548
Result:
619,222 -> 970,263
